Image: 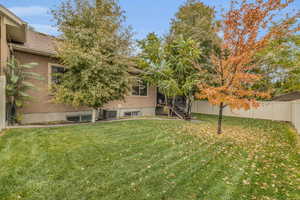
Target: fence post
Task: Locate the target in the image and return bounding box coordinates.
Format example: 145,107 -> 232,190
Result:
292,100 -> 300,134
0,76 -> 6,131
272,102 -> 275,121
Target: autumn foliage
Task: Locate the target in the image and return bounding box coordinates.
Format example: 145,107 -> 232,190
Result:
196,0 -> 299,134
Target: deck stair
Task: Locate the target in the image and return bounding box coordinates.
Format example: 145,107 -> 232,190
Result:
169,104 -> 191,120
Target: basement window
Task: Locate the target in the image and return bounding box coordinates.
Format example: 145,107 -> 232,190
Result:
124,111 -> 141,117
81,114 -> 92,122
66,114 -> 92,123
49,64 -> 66,85
66,115 -> 80,122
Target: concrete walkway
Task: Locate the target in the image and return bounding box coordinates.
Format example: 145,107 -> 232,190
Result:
7,117 -> 182,129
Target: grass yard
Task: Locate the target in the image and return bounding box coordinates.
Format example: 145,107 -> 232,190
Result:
0,115 -> 299,200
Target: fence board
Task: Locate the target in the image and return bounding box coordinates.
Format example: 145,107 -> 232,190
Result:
292,101 -> 300,133
192,100 -> 299,134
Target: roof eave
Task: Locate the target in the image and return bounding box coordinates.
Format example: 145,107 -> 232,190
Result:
11,43 -> 57,57
0,5 -> 26,26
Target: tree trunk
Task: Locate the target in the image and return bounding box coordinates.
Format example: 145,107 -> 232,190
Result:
185,97 -> 189,113
217,102 -> 224,134
186,95 -> 193,119
187,102 -> 191,119
7,100 -> 17,125
172,97 -> 175,109
165,95 -> 170,117
6,103 -> 12,125
169,96 -> 177,117
164,94 -> 168,106
92,109 -> 98,123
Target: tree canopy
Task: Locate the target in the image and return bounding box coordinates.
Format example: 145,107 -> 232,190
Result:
195,0 -> 300,134
138,0 -> 218,117
52,0 -> 133,121
255,34 -> 300,95
169,0 -> 218,43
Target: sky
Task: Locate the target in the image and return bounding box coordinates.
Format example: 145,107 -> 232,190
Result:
0,0 -> 299,40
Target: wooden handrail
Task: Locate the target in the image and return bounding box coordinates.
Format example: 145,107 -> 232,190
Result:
168,106 -> 184,120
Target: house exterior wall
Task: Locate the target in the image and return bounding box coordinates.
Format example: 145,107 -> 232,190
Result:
103,86 -> 157,110
0,76 -> 5,130
0,16 -> 9,74
14,51 -> 156,124
14,51 -> 89,114
0,16 -> 9,130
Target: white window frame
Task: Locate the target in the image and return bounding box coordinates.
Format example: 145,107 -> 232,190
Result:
124,111 -> 141,117
48,63 -> 65,87
131,79 -> 149,97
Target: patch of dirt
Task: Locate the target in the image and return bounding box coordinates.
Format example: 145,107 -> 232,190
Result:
0,130 -> 7,137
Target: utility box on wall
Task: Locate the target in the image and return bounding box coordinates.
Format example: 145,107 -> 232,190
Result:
103,110 -> 117,120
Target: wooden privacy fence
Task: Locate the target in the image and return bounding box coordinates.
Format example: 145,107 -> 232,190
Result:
192,100 -> 300,133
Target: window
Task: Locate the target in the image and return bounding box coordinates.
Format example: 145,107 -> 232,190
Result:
124,111 -> 141,117
132,80 -> 148,96
66,115 -> 80,122
66,114 -> 92,122
49,64 -> 66,85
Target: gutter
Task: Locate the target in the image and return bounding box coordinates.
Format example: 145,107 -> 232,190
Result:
10,44 -> 144,75
10,43 -> 57,57
0,5 -> 26,26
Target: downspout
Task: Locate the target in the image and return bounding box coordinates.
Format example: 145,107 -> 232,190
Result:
0,16 -> 5,75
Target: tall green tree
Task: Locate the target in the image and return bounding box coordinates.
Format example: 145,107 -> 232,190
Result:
138,33 -> 201,118
168,0 -> 219,58
138,1 -> 218,119
167,0 -> 219,117
255,35 -> 300,95
138,33 -> 163,69
52,0 -> 133,122
166,0 -> 218,117
169,0 -> 217,41
164,36 -> 201,116
138,33 -> 182,109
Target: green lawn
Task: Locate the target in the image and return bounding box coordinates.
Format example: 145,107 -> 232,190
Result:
0,115 -> 299,200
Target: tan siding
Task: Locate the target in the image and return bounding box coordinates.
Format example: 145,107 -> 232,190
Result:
15,51 -> 157,114
15,51 -> 89,114
0,76 -> 5,130
104,87 -> 157,109
0,16 -> 8,74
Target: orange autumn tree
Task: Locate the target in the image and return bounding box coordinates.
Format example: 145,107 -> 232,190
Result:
196,0 -> 300,134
